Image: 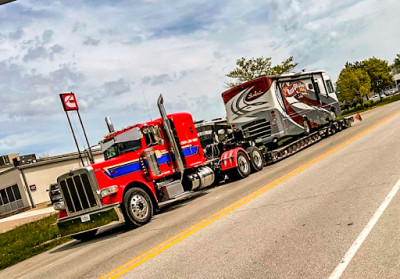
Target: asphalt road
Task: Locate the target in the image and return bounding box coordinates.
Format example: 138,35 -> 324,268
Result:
2,101 -> 400,279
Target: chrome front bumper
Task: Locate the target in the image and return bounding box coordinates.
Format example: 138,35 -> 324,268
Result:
57,204 -> 124,237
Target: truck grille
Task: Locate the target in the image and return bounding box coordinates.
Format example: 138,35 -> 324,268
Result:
242,118 -> 272,138
59,173 -> 98,213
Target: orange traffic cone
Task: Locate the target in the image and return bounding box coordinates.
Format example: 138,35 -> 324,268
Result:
355,113 -> 362,121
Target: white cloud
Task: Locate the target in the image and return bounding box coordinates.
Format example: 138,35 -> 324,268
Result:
0,0 -> 399,156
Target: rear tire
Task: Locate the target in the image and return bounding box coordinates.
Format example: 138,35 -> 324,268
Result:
230,151 -> 251,179
122,187 -> 153,228
248,147 -> 264,172
72,229 -> 98,241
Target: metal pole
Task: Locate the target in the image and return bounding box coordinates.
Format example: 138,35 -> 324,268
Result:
65,110 -> 85,166
77,110 -> 94,164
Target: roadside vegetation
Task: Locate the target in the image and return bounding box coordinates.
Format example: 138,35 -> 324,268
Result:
0,214 -> 71,271
339,93 -> 400,118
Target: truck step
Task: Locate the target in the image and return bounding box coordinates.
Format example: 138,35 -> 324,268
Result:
158,191 -> 200,208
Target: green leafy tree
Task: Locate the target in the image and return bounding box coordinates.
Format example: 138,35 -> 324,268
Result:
225,56 -> 298,87
362,57 -> 393,99
392,53 -> 400,74
336,67 -> 371,103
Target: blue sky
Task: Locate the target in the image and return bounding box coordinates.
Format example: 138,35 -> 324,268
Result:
0,0 -> 399,157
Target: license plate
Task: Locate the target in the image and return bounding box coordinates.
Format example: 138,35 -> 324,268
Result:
80,214 -> 91,223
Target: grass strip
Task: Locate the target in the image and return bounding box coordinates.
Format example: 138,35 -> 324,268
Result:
340,94 -> 400,118
0,213 -> 71,271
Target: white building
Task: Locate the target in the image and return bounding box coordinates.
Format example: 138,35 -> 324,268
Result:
0,150 -> 104,216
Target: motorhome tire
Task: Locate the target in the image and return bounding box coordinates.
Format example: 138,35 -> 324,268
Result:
303,119 -> 311,135
122,187 -> 153,228
248,147 -> 264,172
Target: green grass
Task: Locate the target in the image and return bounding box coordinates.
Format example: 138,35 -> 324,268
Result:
0,214 -> 71,270
340,94 -> 400,118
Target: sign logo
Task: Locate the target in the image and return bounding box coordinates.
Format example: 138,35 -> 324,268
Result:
281,81 -> 308,97
245,89 -> 266,102
60,93 -> 79,111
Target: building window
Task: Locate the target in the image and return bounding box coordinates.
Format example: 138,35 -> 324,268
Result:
0,184 -> 22,206
12,185 -> 21,200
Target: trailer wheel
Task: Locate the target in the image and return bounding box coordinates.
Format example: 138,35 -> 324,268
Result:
72,229 -> 98,241
248,147 -> 264,172
122,187 -> 153,228
230,151 -> 251,179
303,119 -> 311,135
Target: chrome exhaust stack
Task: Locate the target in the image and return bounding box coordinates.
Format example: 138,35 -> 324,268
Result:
157,94 -> 185,178
105,116 -> 115,133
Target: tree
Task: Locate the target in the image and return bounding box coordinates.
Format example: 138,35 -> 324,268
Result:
392,53 -> 400,74
336,67 -> 371,103
225,56 -> 298,87
344,61 -> 363,69
361,57 -> 393,99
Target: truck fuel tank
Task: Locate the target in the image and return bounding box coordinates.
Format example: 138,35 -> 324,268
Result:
187,166 -> 215,191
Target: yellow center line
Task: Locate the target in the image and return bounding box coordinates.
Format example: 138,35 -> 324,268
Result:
100,110 -> 400,279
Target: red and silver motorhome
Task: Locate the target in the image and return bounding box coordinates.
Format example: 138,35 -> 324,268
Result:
221,70 -> 340,146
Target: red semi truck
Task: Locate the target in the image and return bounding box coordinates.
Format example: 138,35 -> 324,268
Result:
52,95 -> 263,240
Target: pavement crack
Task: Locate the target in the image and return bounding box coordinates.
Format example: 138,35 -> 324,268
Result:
227,182 -> 390,214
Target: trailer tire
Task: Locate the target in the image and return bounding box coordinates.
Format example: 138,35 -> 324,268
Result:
230,151 -> 251,179
72,229 -> 98,241
303,119 -> 311,135
122,187 -> 153,228
248,147 -> 264,172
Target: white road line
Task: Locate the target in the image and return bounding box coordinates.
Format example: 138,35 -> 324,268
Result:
329,177 -> 400,279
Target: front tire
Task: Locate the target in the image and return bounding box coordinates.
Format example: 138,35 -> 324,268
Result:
248,147 -> 264,172
122,187 -> 153,228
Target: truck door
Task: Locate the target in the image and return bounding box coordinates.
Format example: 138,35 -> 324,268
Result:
321,72 -> 341,116
313,73 -> 335,106
312,73 -> 332,122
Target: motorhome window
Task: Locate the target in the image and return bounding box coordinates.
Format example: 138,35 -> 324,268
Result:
104,139 -> 142,160
275,84 -> 286,112
326,80 -> 334,93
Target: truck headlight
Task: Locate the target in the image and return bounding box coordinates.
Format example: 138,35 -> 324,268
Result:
53,201 -> 65,210
100,185 -> 119,198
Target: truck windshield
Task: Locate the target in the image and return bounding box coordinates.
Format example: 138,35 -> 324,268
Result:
104,139 -> 142,160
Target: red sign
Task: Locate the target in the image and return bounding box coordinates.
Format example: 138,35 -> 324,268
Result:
60,93 -> 79,111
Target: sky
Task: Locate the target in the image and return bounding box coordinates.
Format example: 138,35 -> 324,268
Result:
0,0 -> 399,157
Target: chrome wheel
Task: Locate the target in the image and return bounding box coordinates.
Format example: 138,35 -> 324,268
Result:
238,155 -> 249,174
122,187 -> 153,227
129,194 -> 149,221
